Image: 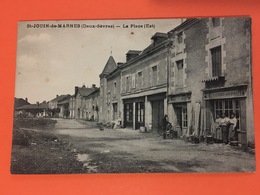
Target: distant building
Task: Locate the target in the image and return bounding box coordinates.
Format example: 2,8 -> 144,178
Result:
48,94 -> 71,117
84,88 -> 100,121
14,97 -> 30,109
69,84 -> 98,119
15,101 -> 49,117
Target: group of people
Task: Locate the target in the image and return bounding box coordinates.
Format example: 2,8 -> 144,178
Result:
162,113 -> 238,144
213,113 -> 238,144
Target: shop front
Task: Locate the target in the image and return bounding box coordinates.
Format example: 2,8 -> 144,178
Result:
203,85 -> 248,145
123,97 -> 145,129
168,92 -> 191,137
147,93 -> 166,134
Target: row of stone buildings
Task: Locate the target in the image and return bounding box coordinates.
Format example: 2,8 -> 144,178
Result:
15,17 -> 254,147
97,17 -> 254,147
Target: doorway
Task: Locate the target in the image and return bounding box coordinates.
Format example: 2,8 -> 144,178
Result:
151,100 -> 164,134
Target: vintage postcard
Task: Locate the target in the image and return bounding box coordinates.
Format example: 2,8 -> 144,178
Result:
12,18 -> 255,174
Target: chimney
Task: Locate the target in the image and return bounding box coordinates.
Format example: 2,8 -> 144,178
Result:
36,101 -> 39,106
75,86 -> 79,95
151,32 -> 168,46
92,84 -> 96,88
25,97 -> 28,102
126,50 -> 142,62
56,95 -> 59,98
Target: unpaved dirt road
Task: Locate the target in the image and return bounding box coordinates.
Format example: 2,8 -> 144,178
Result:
50,118 -> 255,173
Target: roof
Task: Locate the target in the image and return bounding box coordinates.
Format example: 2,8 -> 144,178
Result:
15,102 -> 49,110
141,38 -> 170,55
100,56 -> 117,78
77,87 -> 97,97
151,32 -> 168,39
168,18 -> 199,34
57,99 -> 70,105
49,94 -> 70,102
84,88 -> 100,99
126,50 -> 142,55
14,98 -> 30,108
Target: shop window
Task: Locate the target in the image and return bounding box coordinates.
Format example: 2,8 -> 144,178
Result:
214,99 -> 241,130
182,107 -> 188,128
175,60 -> 184,87
211,46 -> 222,77
126,104 -> 133,122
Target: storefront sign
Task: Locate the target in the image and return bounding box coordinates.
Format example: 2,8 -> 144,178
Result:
168,92 -> 191,103
204,86 -> 247,100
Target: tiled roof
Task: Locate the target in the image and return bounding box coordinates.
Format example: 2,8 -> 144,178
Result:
57,99 -> 70,105
49,94 -> 70,102
14,98 -> 30,108
77,87 -> 97,97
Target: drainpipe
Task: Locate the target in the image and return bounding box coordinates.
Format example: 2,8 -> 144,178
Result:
166,36 -> 173,115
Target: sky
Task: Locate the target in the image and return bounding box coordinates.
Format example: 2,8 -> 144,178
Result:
15,19 -> 182,104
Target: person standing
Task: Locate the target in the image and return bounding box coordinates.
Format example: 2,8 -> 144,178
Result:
162,114 -> 169,139
220,113 -> 230,144
214,114 -> 222,143
228,113 -> 237,142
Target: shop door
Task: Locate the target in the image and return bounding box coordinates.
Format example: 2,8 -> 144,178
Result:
152,100 -> 164,134
112,103 -> 118,120
135,102 -> 145,129
124,103 -> 133,128
175,106 -> 188,137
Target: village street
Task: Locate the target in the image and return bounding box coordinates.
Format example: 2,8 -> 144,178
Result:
41,118 -> 255,173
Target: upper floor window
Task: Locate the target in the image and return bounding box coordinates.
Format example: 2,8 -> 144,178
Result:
212,18 -> 220,27
132,73 -> 136,89
126,76 -> 131,92
100,84 -> 103,97
106,91 -> 111,105
151,66 -> 158,86
175,60 -> 184,87
211,46 -> 222,77
113,81 -> 117,95
137,71 -> 143,89
177,32 -> 183,44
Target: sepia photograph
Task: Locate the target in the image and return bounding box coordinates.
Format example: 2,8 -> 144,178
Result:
11,17 -> 255,174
